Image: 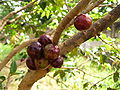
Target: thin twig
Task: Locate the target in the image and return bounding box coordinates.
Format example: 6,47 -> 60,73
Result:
0,0 -> 37,31
98,36 -> 120,60
89,71 -> 117,90
47,74 -> 71,88
61,67 -> 100,78
0,38 -> 38,71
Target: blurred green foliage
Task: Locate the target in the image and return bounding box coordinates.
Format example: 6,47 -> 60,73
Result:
0,0 -> 120,89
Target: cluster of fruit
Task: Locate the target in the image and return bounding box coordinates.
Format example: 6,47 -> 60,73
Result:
26,34 -> 64,70
26,14 -> 92,70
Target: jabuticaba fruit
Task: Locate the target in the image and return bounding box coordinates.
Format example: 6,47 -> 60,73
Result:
26,58 -> 37,70
34,58 -> 49,69
74,14 -> 92,30
38,34 -> 52,46
51,56 -> 64,68
27,42 -> 43,59
44,44 -> 60,60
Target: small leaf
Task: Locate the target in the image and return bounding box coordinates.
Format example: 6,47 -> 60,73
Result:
113,71 -> 119,82
60,72 -> 65,79
0,76 -> 6,83
100,54 -> 107,64
53,70 -> 63,77
10,61 -> 17,75
39,1 -> 47,10
83,82 -> 89,88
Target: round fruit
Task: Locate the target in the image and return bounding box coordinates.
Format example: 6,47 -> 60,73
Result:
27,42 -> 43,59
38,34 -> 52,46
26,58 -> 37,70
51,56 -> 64,68
74,14 -> 92,30
44,44 -> 60,60
34,58 -> 48,69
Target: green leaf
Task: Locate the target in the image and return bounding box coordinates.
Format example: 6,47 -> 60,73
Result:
53,70 -> 64,77
39,1 -> 47,10
60,71 -> 65,79
10,61 -> 17,75
113,71 -> 119,82
100,55 -> 107,64
83,82 -> 89,88
0,76 -> 6,83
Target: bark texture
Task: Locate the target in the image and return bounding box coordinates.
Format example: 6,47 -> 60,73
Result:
52,0 -> 91,44
18,4 -> 120,90
60,4 -> 120,55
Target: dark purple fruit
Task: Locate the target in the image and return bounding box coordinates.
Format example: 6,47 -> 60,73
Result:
26,58 -> 37,70
74,14 -> 92,30
27,42 -> 43,59
38,34 -> 52,46
34,58 -> 48,69
51,56 -> 64,68
44,44 -> 60,60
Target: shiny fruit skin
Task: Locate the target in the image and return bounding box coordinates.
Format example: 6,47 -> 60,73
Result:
51,56 -> 64,68
38,34 -> 52,46
74,14 -> 92,30
27,42 -> 43,59
44,44 -> 60,60
26,58 -> 37,70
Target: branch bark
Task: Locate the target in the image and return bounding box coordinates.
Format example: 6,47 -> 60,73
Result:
52,0 -> 91,44
65,0 -> 105,29
60,4 -> 120,55
18,69 -> 48,90
0,38 -> 38,71
0,0 -> 37,31
18,4 -> 120,90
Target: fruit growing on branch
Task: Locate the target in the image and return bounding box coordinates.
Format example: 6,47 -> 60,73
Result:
74,14 -> 92,30
38,34 -> 52,46
44,44 -> 60,60
50,56 -> 64,68
27,42 -> 43,59
34,58 -> 49,69
26,58 -> 37,70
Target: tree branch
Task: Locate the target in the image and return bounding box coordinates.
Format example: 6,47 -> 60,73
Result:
65,0 -> 105,29
60,4 -> 120,55
18,69 -> 48,90
52,0 -> 91,44
0,0 -> 37,31
0,38 -> 38,71
18,4 -> 120,90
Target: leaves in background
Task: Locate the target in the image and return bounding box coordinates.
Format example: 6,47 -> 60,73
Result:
10,61 -> 17,75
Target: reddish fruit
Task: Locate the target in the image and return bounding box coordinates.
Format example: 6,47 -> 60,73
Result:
51,56 -> 64,68
38,34 -> 52,46
26,58 -> 37,70
44,44 -> 60,60
27,42 -> 43,59
74,14 -> 92,30
34,58 -> 48,69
